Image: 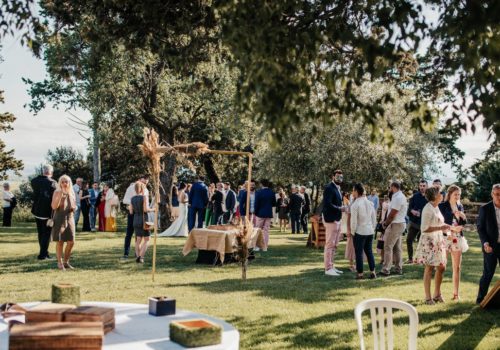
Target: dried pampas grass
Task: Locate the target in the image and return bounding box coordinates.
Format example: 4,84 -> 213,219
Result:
172,142 -> 210,156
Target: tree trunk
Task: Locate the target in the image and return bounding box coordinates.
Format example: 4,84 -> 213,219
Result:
313,182 -> 321,213
159,152 -> 177,231
202,155 -> 220,184
92,126 -> 101,182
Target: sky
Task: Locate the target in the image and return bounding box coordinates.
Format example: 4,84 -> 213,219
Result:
0,32 -> 494,184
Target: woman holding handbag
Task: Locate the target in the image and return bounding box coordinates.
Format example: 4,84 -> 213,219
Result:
130,181 -> 154,263
51,175 -> 77,271
439,185 -> 467,301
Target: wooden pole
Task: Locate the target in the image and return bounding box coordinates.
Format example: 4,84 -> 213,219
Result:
151,175 -> 160,282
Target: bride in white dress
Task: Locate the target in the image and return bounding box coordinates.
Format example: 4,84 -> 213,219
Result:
159,183 -> 189,237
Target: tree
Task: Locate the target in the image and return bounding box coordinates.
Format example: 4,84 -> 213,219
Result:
470,141 -> 500,202
46,146 -> 92,182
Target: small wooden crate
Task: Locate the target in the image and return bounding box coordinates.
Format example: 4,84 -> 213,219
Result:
64,306 -> 115,334
170,319 -> 222,348
25,303 -> 76,323
9,321 -> 103,350
148,297 -> 176,316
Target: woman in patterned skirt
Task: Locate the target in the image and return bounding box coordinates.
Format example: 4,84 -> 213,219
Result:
51,174 -> 76,271
415,187 -> 450,304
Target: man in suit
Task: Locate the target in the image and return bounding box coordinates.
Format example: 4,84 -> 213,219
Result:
288,186 -> 304,234
211,183 -> 224,225
255,179 -> 277,250
300,186 -> 311,235
31,164 -> 57,260
476,184 -> 500,304
322,170 -> 346,276
188,175 -> 209,232
223,182 -> 237,223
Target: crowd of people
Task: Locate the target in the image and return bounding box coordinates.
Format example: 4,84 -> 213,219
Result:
1,163 -> 499,305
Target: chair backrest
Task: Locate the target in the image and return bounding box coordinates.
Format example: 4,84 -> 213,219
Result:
354,298 -> 418,350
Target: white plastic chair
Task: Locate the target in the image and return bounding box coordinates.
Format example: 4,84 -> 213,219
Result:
354,298 -> 418,350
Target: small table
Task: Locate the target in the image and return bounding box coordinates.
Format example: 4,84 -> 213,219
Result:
182,226 -> 265,264
0,301 -> 239,349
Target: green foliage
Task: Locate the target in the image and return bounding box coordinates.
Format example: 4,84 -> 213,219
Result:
12,178 -> 34,208
0,89 -> 23,180
470,141 -> 500,202
46,146 -> 92,182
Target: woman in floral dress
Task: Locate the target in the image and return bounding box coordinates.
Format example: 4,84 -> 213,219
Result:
415,187 -> 450,305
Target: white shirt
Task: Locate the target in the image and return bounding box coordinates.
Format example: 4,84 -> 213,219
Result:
495,205 -> 500,243
350,196 -> 377,235
73,184 -> 81,205
3,190 -> 14,208
389,190 -> 408,224
123,183 -> 149,205
420,203 -> 444,235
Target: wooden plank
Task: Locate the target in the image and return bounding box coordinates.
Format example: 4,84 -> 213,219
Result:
480,281 -> 500,309
25,303 -> 76,323
9,322 -> 103,350
64,306 -> 115,334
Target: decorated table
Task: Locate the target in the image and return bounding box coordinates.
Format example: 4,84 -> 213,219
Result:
0,301 -> 239,350
182,226 -> 265,264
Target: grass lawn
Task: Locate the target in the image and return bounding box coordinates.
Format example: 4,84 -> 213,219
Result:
0,222 -> 498,349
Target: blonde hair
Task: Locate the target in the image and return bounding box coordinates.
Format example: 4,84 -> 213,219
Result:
135,181 -> 145,195
57,175 -> 75,199
445,184 -> 461,203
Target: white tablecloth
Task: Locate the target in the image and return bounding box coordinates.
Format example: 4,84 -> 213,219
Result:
0,301 -> 239,350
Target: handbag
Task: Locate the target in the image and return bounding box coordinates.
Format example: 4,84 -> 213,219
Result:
376,239 -> 385,250
461,236 -> 469,253
47,192 -> 64,227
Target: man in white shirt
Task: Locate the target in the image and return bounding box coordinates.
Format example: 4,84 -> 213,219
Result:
2,183 -> 14,227
122,175 -> 149,259
73,177 -> 82,227
380,181 -> 408,276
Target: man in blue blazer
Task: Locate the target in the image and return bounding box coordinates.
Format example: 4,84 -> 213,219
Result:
476,184 -> 500,304
254,179 -> 277,251
322,170 -> 346,276
223,182 -> 237,223
188,175 -> 209,232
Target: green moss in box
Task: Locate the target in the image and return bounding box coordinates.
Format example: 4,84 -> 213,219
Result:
51,283 -> 80,306
170,319 -> 222,348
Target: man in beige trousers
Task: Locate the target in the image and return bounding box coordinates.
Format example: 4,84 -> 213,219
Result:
380,181 -> 408,276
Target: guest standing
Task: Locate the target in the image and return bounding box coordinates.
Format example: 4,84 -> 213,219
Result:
341,192 -> 350,235
171,185 -> 180,220
367,190 -> 380,213
350,183 -> 377,280
277,190 -> 289,232
433,179 -> 446,200
51,175 -> 77,270
188,175 -> 209,232
130,181 -> 152,263
322,170 -> 346,276
377,194 -> 390,264
254,179 -> 277,250
79,181 -> 91,232
31,164 -> 57,260
406,180 -> 428,264
97,185 -> 107,232
211,183 -> 224,225
204,183 -> 215,226
288,186 -> 304,234
2,183 -> 14,227
88,182 -> 100,232
72,177 -> 82,227
122,175 -> 149,258
345,193 -> 356,272
104,185 -> 119,232
414,187 -> 448,304
300,186 -> 311,235
381,182 -> 408,276
476,184 -> 500,304
439,185 -> 467,301
223,182 -> 237,224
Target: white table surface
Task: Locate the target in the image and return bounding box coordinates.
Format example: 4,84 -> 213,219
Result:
0,301 -> 240,350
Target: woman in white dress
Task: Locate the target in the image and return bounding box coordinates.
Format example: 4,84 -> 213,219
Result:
159,183 -> 189,237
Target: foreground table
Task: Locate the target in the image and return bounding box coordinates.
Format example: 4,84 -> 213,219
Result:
183,226 -> 265,263
0,301 -> 239,350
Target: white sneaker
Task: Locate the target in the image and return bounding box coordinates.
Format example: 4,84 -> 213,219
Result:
333,267 -> 344,274
254,247 -> 260,252
325,269 -> 340,276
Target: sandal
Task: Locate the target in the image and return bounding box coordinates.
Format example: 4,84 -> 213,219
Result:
356,274 -> 364,280
57,262 -> 65,271
63,262 -> 74,270
433,294 -> 445,303
425,298 -> 435,305
452,294 -> 460,301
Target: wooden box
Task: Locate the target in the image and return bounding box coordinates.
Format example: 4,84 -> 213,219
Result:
170,319 -> 222,348
480,280 -> 500,309
25,303 -> 76,323
64,306 -> 115,334
9,321 -> 103,350
149,297 -> 176,316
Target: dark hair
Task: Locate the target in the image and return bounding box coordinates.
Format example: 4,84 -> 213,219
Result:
433,179 -> 441,184
425,187 -> 440,202
224,182 -> 231,186
390,181 -> 401,190
82,181 -> 88,188
198,175 -> 205,181
260,179 -> 270,187
353,183 -> 365,196
332,169 -> 343,177
93,181 -> 99,185
419,179 -> 428,184
140,174 -> 149,180
179,182 -> 186,190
